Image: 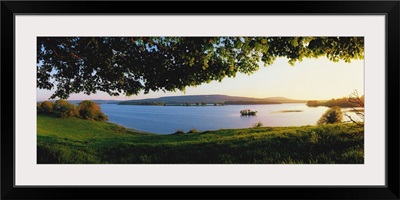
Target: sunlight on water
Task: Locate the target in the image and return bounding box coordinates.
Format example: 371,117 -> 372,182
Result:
100,103 -> 361,134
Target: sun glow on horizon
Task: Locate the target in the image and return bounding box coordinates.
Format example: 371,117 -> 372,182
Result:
37,57 -> 364,101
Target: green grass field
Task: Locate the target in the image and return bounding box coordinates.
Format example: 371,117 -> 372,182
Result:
37,114 -> 364,164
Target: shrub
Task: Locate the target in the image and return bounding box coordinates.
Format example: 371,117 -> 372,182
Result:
53,100 -> 77,118
37,102 -> 44,113
77,100 -> 108,121
317,106 -> 343,125
252,122 -> 263,128
39,101 -> 54,113
174,129 -> 185,134
96,112 -> 108,122
188,128 -> 198,133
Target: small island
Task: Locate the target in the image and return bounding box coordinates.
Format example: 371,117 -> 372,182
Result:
240,109 -> 257,116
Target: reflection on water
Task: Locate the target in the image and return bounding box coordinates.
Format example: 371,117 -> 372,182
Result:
100,103 -> 363,134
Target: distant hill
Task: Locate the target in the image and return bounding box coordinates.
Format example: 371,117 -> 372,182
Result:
72,100 -> 121,104
37,95 -> 306,105
119,94 -> 307,105
38,100 -> 122,104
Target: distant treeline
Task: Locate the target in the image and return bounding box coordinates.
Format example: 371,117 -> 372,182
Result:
224,101 -> 281,105
119,101 -> 209,106
119,100 -> 283,106
307,96 -> 364,108
119,101 -> 166,106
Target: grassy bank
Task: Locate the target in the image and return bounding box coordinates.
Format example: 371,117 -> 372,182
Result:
37,114 -> 364,164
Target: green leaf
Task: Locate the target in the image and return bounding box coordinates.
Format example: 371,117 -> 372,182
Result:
261,38 -> 267,44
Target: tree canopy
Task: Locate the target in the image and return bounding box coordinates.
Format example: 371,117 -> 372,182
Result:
37,37 -> 364,99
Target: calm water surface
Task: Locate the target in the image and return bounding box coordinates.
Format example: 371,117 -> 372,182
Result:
100,103 -> 358,134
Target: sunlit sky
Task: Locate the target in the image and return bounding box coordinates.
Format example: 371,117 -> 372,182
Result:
37,57 -> 364,101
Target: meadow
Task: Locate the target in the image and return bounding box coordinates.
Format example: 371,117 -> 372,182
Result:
37,114 -> 364,164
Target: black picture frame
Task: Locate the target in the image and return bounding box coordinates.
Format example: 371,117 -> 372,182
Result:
1,1 -> 399,199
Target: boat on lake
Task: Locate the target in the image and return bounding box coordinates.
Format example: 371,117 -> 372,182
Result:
240,109 -> 257,116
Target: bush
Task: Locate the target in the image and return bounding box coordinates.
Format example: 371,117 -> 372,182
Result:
37,100 -> 108,121
317,106 -> 343,125
39,101 -> 54,114
77,100 -> 108,121
54,100 -> 77,118
252,122 -> 263,128
188,128 -> 198,133
174,129 -> 185,134
37,102 -> 43,113
96,112 -> 108,121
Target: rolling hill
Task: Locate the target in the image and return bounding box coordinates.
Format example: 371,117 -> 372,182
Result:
38,95 -> 307,105
119,94 -> 307,105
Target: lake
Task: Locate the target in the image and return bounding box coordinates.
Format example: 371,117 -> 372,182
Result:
100,103 -> 360,134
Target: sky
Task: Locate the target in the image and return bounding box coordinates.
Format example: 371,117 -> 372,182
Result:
37,57 -> 364,101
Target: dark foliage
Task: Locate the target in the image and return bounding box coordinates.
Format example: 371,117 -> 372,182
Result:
37,37 -> 364,99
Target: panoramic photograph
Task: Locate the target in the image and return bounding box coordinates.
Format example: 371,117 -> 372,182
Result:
37,37 -> 364,164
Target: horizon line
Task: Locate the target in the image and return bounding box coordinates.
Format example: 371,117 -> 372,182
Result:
36,93 -> 350,102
